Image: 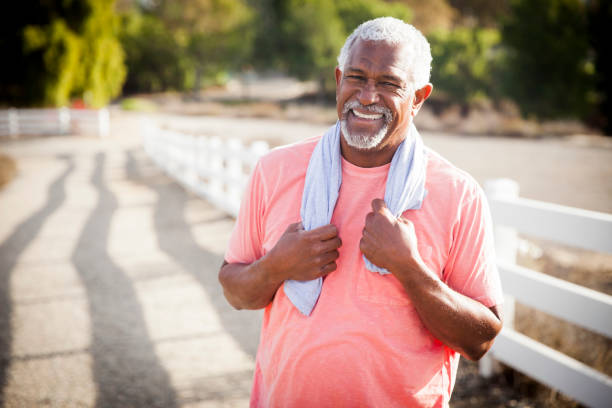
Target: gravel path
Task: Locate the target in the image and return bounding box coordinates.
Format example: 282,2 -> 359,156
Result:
0,112 -> 609,407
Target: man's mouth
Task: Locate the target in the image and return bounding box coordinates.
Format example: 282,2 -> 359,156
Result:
351,109 -> 383,120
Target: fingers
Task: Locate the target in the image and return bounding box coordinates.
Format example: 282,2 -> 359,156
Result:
371,198 -> 388,213
319,261 -> 337,275
304,223 -> 338,241
285,221 -> 304,232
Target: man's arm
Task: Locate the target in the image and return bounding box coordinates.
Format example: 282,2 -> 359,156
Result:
360,199 -> 503,361
219,222 -> 342,310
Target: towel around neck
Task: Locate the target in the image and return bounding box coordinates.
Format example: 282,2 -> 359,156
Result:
283,121 -> 428,316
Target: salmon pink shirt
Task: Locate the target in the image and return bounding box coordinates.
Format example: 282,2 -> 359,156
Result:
225,136 -> 504,408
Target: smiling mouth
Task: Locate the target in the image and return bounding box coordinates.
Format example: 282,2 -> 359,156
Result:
351,109 -> 383,120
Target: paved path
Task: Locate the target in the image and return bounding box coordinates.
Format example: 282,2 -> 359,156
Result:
0,113 -> 610,407
0,126 -> 262,407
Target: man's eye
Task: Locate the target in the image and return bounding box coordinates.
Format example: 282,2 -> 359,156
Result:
347,75 -> 365,80
381,82 -> 400,88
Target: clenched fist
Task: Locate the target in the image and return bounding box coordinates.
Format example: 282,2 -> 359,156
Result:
265,222 -> 342,282
359,199 -> 425,280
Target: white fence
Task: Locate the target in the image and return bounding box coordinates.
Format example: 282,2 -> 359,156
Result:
0,108 -> 110,138
142,123 -> 269,216
482,178 -> 612,408
143,126 -> 612,408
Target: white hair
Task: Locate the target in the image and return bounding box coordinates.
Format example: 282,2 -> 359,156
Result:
337,17 -> 432,90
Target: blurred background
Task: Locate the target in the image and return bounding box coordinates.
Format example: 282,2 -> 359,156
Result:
1,0 -> 611,135
0,0 -> 611,407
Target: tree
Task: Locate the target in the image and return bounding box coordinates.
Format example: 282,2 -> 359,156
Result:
500,0 -> 594,119
276,0 -> 412,98
428,27 -> 501,108
388,0 -> 455,34
1,0 -> 125,107
120,11 -> 192,93
154,0 -> 254,91
587,0 -> 612,135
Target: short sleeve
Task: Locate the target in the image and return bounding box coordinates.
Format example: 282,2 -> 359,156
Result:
443,186 -> 504,308
224,160 -> 267,264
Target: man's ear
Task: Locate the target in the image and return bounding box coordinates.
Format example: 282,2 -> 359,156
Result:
411,83 -> 433,116
335,67 -> 342,88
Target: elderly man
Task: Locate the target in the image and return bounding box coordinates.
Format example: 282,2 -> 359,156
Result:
219,17 -> 504,407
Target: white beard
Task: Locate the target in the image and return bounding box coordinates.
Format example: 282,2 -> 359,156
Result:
340,101 -> 392,150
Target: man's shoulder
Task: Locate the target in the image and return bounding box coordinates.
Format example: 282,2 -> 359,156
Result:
425,147 -> 483,201
258,135 -> 320,174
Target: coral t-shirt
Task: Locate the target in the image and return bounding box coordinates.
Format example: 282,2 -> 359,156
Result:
225,136 -> 504,408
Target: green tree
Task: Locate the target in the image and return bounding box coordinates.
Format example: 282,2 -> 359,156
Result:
428,27 -> 501,107
336,0 -> 412,33
276,0 -> 412,98
1,0 -> 125,107
500,0 -> 594,119
587,0 -> 612,135
75,0 -> 126,106
120,12 -> 191,93
154,0 -> 254,91
281,0 -> 345,95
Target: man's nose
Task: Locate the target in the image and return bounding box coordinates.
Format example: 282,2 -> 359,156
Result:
357,80 -> 380,106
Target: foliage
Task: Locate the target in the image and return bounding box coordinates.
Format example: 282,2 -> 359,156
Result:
428,27 -> 502,106
500,0 -> 594,119
393,0 -> 456,34
336,0 -> 412,33
154,0 -> 255,91
587,0 -> 612,134
120,97 -> 158,111
1,0 -> 125,108
275,0 -> 413,96
447,0 -> 510,26
280,0 -> 345,93
76,0 -> 127,107
120,12 -> 192,93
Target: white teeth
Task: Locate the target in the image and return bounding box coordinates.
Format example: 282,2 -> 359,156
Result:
352,110 -> 382,120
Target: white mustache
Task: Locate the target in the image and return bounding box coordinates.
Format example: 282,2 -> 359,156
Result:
342,100 -> 392,121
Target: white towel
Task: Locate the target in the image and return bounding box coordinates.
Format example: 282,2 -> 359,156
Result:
284,121 -> 428,316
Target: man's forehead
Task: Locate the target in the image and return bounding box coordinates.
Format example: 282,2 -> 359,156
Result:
345,39 -> 409,79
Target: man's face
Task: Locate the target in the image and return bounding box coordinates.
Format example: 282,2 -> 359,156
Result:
336,39 -> 417,151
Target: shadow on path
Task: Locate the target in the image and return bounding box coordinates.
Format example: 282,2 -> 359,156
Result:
125,149 -> 262,359
0,154 -> 73,404
71,152 -> 178,408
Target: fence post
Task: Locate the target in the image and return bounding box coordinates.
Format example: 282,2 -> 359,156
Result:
480,178 -> 520,378
8,108 -> 19,139
59,107 -> 70,134
249,141 -> 269,163
226,139 -> 244,216
208,137 -> 223,201
98,108 -> 110,138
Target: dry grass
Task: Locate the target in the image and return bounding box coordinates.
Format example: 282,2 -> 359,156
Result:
0,152 -> 16,190
505,239 -> 612,407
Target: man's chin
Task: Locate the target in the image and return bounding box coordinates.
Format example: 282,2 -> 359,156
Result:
340,120 -> 387,150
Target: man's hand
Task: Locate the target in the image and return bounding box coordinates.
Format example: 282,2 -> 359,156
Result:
359,199 -> 503,361
263,222 -> 342,283
359,199 -> 425,280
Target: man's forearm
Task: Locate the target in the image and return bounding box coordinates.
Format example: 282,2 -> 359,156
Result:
396,263 -> 503,361
218,257 -> 284,310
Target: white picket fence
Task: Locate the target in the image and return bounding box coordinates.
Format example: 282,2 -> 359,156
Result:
0,108 -> 110,138
142,125 -> 612,408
